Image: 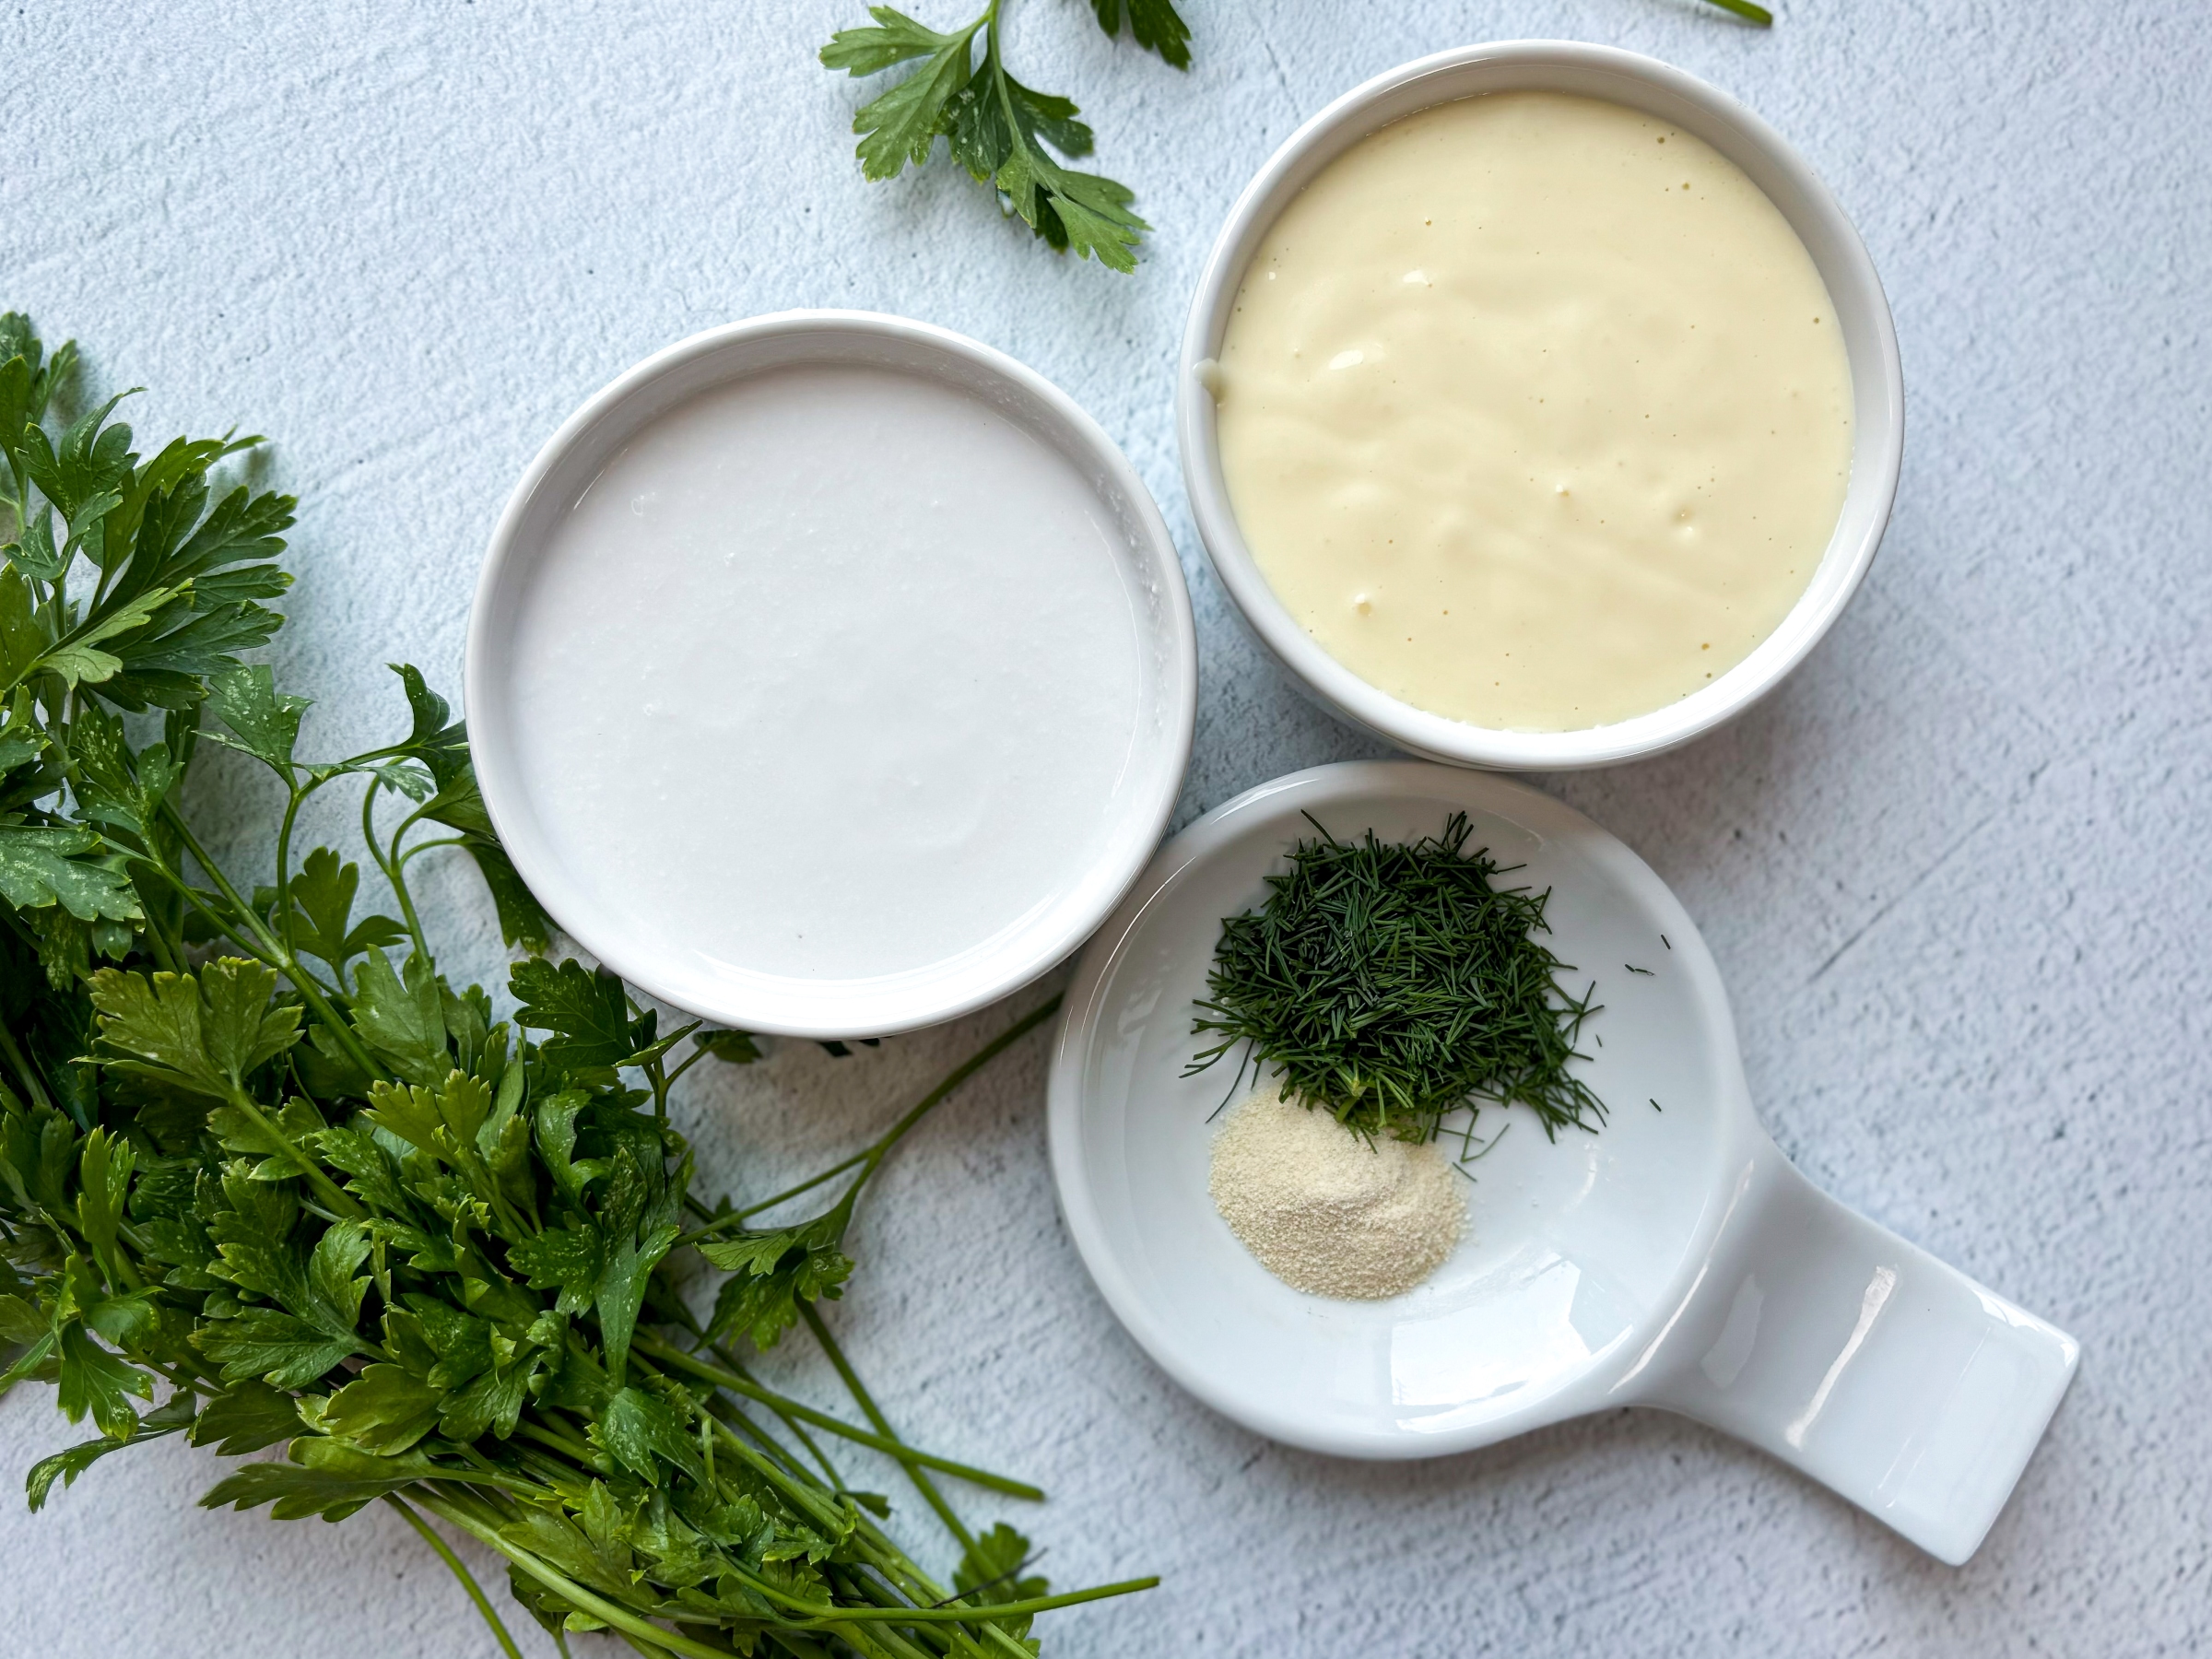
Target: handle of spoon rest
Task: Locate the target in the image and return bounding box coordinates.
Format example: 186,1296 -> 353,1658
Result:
1624,1136 -> 2077,1564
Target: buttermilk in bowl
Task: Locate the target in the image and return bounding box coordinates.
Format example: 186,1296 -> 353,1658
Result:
1212,90 -> 1853,733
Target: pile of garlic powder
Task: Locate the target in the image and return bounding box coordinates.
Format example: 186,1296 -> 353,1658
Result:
1207,1084 -> 1465,1299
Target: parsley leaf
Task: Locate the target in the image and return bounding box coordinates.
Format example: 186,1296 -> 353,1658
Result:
285,848 -> 406,971
27,1391 -> 194,1512
0,379 -> 294,713
197,1308 -> 363,1391
700,1211 -> 855,1350
460,838 -> 553,955
347,947 -> 449,1087
696,1029 -> 763,1065
594,1386 -> 706,1485
831,9 -> 985,178
1087,0 -> 1191,68
87,959 -> 302,1100
55,1322 -> 154,1437
821,2 -> 1160,272
200,1439 -> 441,1523
187,1380 -> 304,1454
206,664 -> 309,775
318,1362 -> 444,1454
0,821 -> 142,930
507,1221 -> 602,1316
510,959 -> 653,1077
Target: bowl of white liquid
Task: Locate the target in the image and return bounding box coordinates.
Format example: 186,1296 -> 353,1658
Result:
1179,42 -> 1904,770
468,312 -> 1195,1038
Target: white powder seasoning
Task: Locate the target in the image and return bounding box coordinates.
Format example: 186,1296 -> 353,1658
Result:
1207,1085 -> 1465,1300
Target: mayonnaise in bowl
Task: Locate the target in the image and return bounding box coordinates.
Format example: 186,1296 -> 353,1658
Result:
1181,43 -> 1902,770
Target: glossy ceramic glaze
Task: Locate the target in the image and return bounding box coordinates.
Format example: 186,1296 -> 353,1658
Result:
1048,763 -> 2077,1562
467,312 -> 1197,1037
1178,43 -> 1905,770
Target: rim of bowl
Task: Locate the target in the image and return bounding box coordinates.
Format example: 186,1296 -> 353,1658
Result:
465,310 -> 1198,1039
1177,41 -> 1905,771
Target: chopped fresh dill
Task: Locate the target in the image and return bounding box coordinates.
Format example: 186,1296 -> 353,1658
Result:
1625,963 -> 1655,976
1186,812 -> 1606,1144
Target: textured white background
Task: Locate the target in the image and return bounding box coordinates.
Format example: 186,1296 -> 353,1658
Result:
3,0 -> 2207,1653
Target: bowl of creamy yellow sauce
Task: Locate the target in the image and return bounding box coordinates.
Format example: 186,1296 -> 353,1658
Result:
1179,41 -> 1903,768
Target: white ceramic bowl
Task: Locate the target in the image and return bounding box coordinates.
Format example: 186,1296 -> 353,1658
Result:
1049,762 -> 2077,1563
467,312 -> 1196,1038
1178,41 -> 1905,771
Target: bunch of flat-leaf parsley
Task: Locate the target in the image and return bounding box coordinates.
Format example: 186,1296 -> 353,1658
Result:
0,312 -> 1153,1657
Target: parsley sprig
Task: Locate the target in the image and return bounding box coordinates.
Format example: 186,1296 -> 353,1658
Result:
821,0 -> 1193,272
0,314 -> 1154,1655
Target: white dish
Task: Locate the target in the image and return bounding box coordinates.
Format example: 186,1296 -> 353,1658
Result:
1177,42 -> 1905,771
467,312 -> 1196,1038
1048,761 -> 2077,1563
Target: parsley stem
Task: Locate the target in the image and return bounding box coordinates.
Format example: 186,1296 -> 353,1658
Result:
686,1386 -> 871,1535
818,1583 -> 936,1659
677,993 -> 1064,1248
435,1465 -> 1153,1641
851,993 -> 1063,1190
841,1541 -> 952,1639
140,1357 -> 205,1394
689,1332 -> 845,1486
0,1014 -> 57,1116
271,774 -> 318,970
223,1085 -> 362,1218
372,784 -> 438,966
778,1575 -> 1165,1628
381,1493 -> 526,1659
414,1490 -> 744,1659
512,1413 -> 603,1470
693,1152 -> 869,1236
135,888 -> 183,975
702,1384 -> 843,1490
800,1302 -> 975,1549
636,1335 -> 1041,1500
828,1571 -> 944,1658
147,835 -> 284,971
662,1041 -> 712,1089
394,833 -> 466,868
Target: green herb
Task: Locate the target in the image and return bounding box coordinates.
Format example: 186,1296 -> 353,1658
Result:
1187,812 -> 1606,1145
0,313 -> 1153,1656
816,0 -> 1769,272
819,0 -> 1193,273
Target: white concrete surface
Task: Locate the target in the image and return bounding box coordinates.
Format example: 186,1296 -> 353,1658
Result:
2,1 -> 2206,1654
